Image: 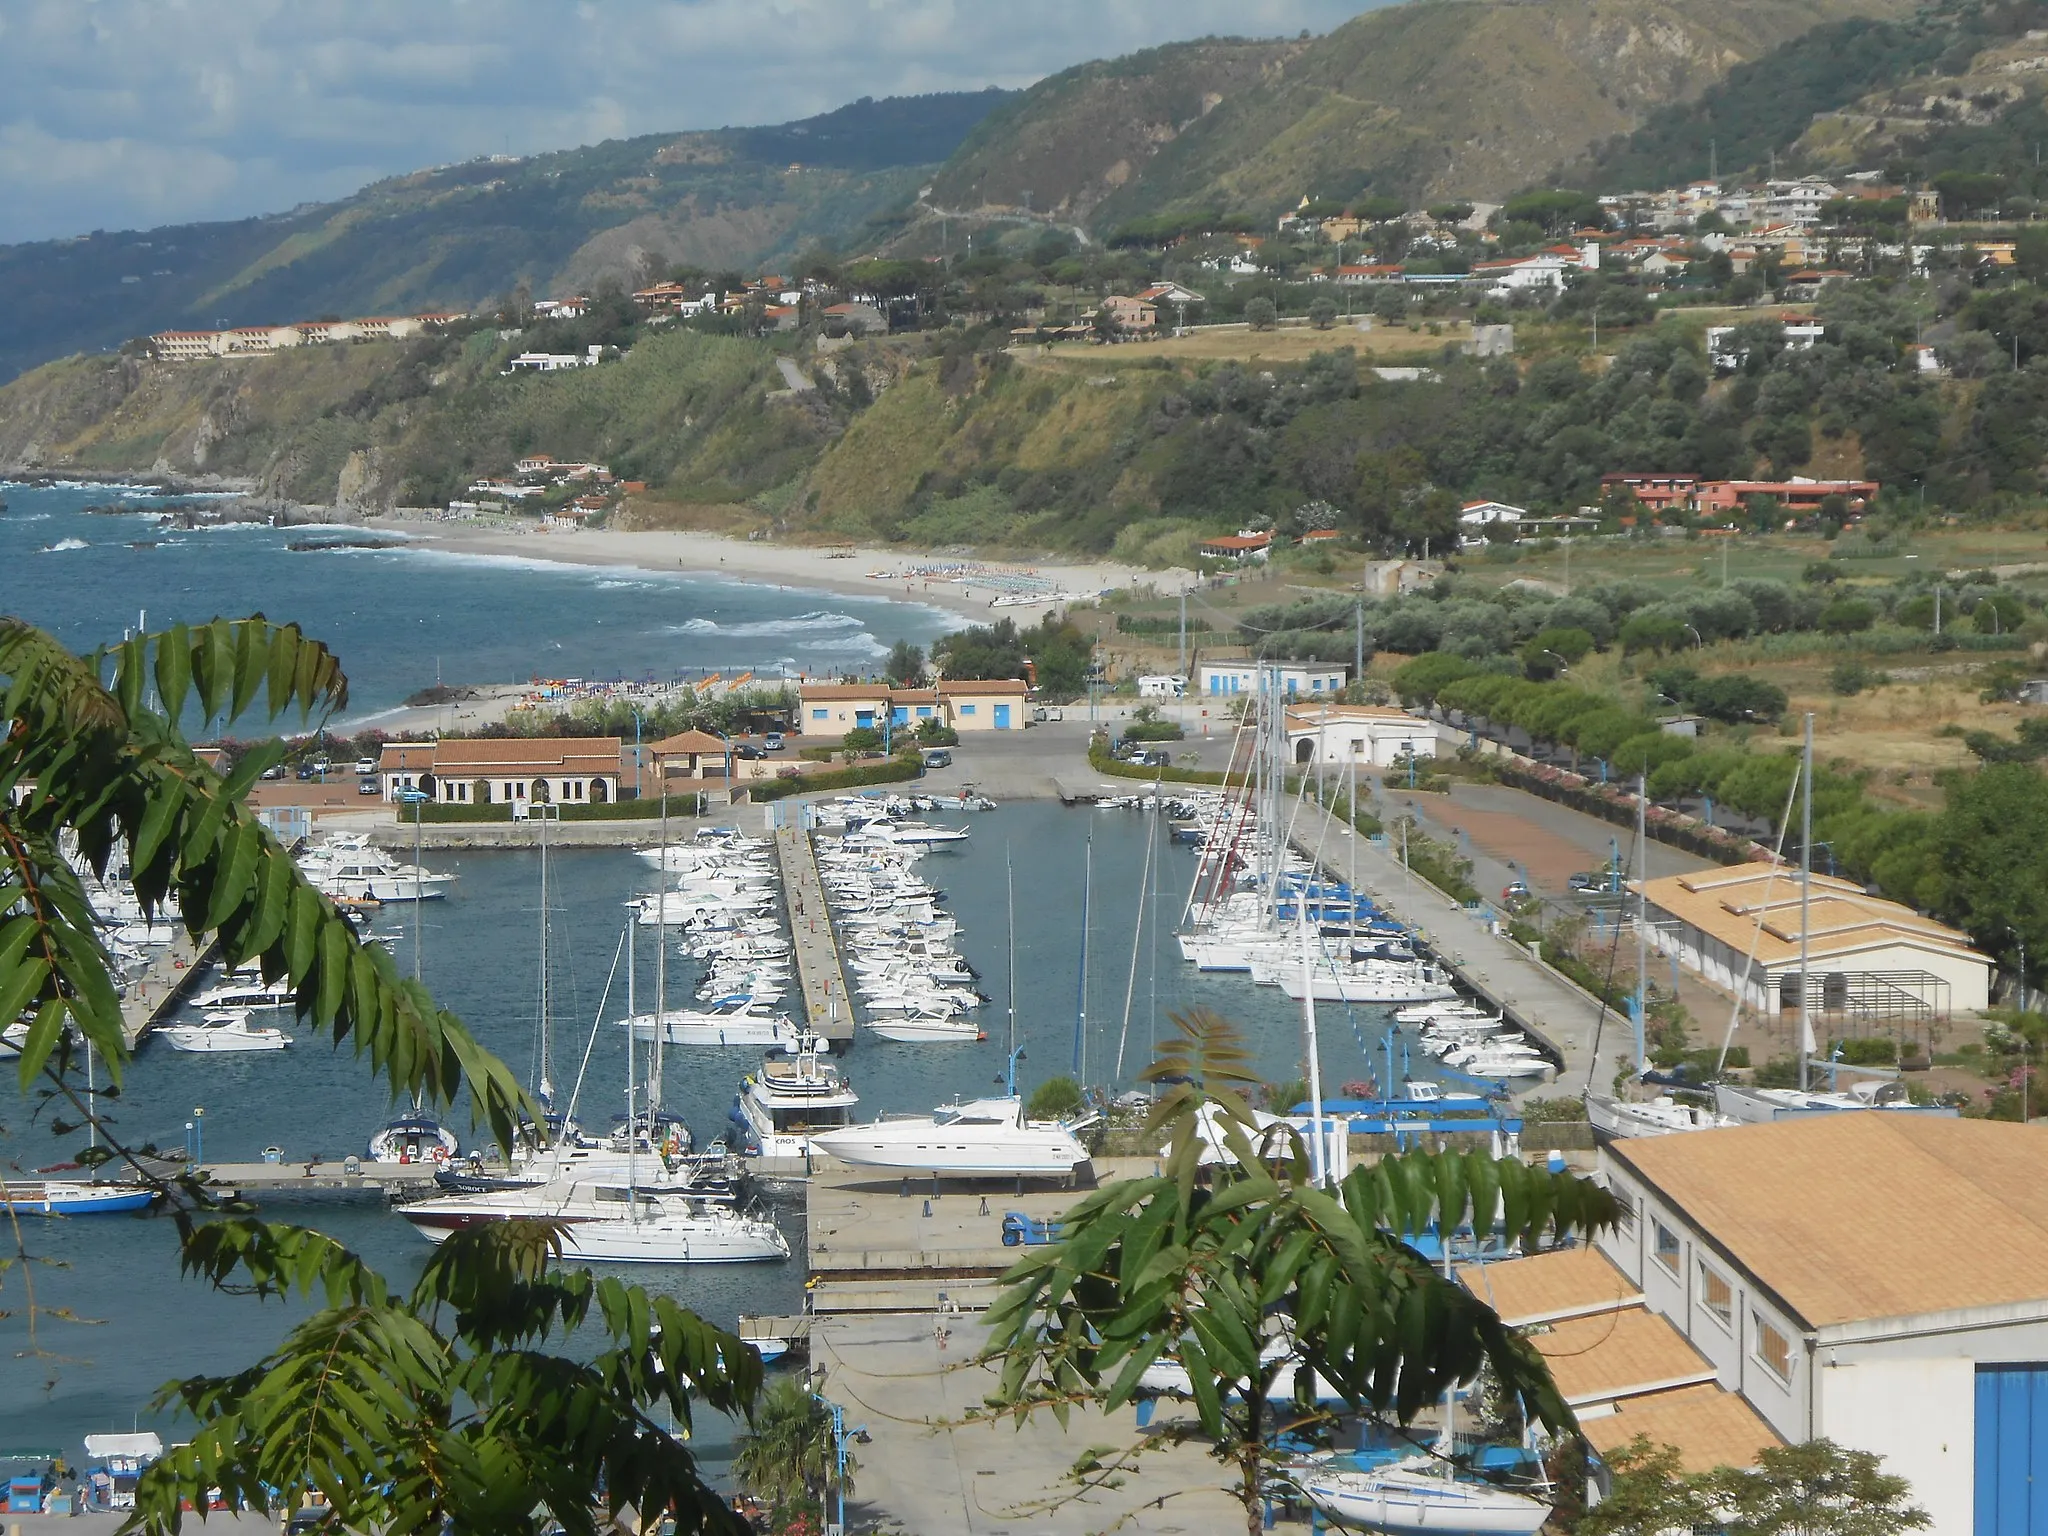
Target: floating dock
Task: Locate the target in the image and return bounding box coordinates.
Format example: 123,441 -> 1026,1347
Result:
191,1158 -> 442,1198
774,825 -> 854,1043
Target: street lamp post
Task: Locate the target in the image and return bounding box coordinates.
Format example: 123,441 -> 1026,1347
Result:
1684,624 -> 1703,651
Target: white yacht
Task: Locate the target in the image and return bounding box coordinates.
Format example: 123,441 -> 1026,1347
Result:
366,1113 -> 461,1163
863,1013 -> 985,1043
302,841 -> 454,903
729,1050 -> 860,1160
1270,957 -> 1458,1005
1712,1079 -> 1923,1123
188,976 -> 296,1011
625,1001 -> 804,1048
811,1097 -> 1088,1178
157,1010 -> 291,1053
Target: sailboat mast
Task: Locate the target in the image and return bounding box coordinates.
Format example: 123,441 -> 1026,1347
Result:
652,793 -> 667,1114
1298,898 -> 1329,1188
1006,845 -> 1019,1097
538,803 -> 553,1106
1073,834 -> 1092,1080
1799,712 -> 1814,1092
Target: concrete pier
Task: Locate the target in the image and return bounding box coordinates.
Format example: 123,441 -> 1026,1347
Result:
195,1158 -> 442,1198
774,825 -> 853,1043
120,935 -> 215,1049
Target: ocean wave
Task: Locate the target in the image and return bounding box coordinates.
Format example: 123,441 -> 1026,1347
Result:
40,537 -> 89,553
798,634 -> 888,657
670,610 -> 865,638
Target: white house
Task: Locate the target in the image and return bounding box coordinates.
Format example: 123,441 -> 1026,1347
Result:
1458,499 -> 1525,546
1599,1115 -> 2048,1535
1283,705 -> 1436,766
1706,321 -> 1825,372
1638,866 -> 1991,1018
1197,661 -> 1348,698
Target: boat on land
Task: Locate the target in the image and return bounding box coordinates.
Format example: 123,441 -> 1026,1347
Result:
1586,1094 -> 1738,1139
1288,1457 -> 1552,1536
811,1096 -> 1090,1179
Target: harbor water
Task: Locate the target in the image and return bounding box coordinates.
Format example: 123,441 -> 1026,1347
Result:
0,804 -> 1443,1452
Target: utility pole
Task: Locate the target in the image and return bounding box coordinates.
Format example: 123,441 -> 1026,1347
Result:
1178,587 -> 1188,675
1934,584 -> 1942,636
1353,597 -> 1364,685
1799,712 -> 1814,1092
1634,772 -> 1648,1075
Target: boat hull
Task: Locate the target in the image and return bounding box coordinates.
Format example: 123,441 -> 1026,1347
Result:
1297,1470 -> 1551,1536
863,1019 -> 985,1043
3,1182 -> 160,1216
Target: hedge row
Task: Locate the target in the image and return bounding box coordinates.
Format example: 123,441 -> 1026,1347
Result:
415,794 -> 706,824
1087,744 -> 1233,786
747,758 -> 923,802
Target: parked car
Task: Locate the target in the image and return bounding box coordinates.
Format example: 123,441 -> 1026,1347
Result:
734,743 -> 764,761
762,733 -> 786,752
1501,880 -> 1532,903
295,761 -> 321,781
921,748 -> 952,769
1569,870 -> 1626,894
353,757 -> 378,775
1139,750 -> 1172,768
357,776 -> 381,796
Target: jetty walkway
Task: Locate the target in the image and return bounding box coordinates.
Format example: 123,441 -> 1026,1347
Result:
774,825 -> 853,1044
1281,796 -> 1631,1101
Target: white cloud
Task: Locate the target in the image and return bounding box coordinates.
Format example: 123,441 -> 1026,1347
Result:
0,0 -> 1380,242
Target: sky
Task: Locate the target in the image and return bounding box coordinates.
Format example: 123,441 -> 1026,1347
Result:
0,0 -> 1381,246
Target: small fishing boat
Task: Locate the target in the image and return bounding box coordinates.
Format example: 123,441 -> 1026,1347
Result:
2,1180 -> 160,1215
366,1114 -> 461,1163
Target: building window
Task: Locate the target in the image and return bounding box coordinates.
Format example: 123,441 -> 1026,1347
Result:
811,709 -> 828,721
1653,1220 -> 1681,1275
1753,1314 -> 1792,1381
960,705 -> 976,716
1698,1262 -> 1733,1328
1611,1185 -> 1637,1237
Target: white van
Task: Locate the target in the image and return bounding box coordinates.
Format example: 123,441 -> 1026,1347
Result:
1136,675 -> 1188,699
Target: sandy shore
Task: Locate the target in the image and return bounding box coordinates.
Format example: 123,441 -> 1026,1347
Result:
364,516 -> 1192,618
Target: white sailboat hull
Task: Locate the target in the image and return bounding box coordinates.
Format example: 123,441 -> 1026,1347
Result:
1296,1466 -> 1551,1536
627,1014 -> 801,1048
1274,969 -> 1458,1004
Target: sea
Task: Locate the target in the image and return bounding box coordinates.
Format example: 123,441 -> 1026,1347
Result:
0,482 -> 953,723
0,481 -> 1442,1467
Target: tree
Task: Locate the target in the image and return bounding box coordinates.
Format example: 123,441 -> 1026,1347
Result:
885,639 -> 926,686
981,1011 -> 1618,1536
1820,597 -> 1877,634
1711,1439 -> 1929,1536
1619,611 -> 1690,655
1308,295 -> 1338,330
733,1378 -> 854,1527
1024,1074 -> 1085,1119
1245,296 -> 1278,331
932,617 -> 1025,680
0,616 -> 758,1536
1580,1437 -> 1718,1536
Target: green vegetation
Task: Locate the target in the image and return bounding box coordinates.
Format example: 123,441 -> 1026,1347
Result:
733,1377 -> 856,1531
1024,1075 -> 1086,1120
0,614 -> 753,1532
747,758 -> 923,801
1585,1436 -> 1927,1536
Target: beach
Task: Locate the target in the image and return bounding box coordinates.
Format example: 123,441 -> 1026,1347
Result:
365,515 -> 1192,619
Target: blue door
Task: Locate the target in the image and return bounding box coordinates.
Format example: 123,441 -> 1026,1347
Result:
854,710 -> 874,728
892,706 -> 910,726
993,704 -> 1011,729
1977,1364 -> 2048,1535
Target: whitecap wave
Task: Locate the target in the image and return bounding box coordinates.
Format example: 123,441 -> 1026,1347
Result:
670,610 -> 865,638
40,537 -> 89,553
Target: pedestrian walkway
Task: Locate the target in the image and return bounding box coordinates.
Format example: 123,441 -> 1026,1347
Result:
774,825 -> 853,1042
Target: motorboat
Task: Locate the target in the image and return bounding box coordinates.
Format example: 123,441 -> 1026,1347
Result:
811,1096 -> 1088,1178
300,839 -> 453,903
1288,1457 -> 1551,1536
157,1009 -> 291,1052
1712,1079 -> 1937,1123
1586,1094 -> 1739,1139
863,1014 -> 986,1043
728,1050 -> 860,1160
861,821 -> 970,847
624,1002 -> 807,1049
2,1180 -> 160,1215
188,976 -> 296,1010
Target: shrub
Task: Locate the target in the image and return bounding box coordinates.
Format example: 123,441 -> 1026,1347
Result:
1025,1076 -> 1085,1120
1819,597 -> 1877,634
747,758 -> 922,802
1829,659 -> 1887,696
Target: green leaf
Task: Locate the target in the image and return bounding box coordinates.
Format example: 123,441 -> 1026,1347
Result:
155,623 -> 193,720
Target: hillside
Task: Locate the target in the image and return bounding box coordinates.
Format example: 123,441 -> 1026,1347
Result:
918,0 -> 1920,233
923,40 -> 1304,227
0,90 -> 1008,385
1556,0 -> 2048,190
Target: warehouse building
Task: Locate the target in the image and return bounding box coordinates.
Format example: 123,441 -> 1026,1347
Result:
1637,866 -> 1990,1023
1596,1115 -> 2048,1535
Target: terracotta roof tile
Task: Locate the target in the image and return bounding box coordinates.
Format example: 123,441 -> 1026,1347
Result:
1579,1383 -> 1782,1473
1531,1308 -> 1717,1406
1612,1117 -> 2048,1329
1456,1248 -> 1642,1327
